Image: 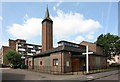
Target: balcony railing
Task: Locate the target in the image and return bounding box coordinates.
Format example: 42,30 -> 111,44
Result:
31,50 -> 36,52
18,48 -> 25,51
27,45 -> 33,48
27,53 -> 33,56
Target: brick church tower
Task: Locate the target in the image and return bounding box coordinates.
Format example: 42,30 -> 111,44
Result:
42,6 -> 53,52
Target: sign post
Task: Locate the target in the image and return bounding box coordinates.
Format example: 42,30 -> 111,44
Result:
82,45 -> 93,73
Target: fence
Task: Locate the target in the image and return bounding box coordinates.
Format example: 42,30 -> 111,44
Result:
27,66 -> 73,74
25,65 -> 119,75
83,65 -> 119,74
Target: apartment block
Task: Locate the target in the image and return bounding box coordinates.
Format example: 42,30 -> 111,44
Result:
0,39 -> 42,65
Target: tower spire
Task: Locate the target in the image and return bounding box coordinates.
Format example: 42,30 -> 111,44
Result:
45,5 -> 49,18
42,5 -> 53,23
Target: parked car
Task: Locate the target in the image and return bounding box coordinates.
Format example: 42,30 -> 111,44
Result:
11,64 -> 20,69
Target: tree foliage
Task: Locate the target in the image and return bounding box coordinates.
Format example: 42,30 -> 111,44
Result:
95,33 -> 120,58
3,50 -> 22,65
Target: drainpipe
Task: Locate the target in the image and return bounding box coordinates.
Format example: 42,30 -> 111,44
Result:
61,52 -> 62,73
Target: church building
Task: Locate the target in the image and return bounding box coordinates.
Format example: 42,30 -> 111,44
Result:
25,6 -> 107,73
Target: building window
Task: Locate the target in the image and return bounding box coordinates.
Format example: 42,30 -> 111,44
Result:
40,61 -> 42,65
11,45 -> 13,47
29,61 -> 31,66
53,59 -> 58,66
66,61 -> 69,67
118,57 -> 119,60
11,41 -> 13,43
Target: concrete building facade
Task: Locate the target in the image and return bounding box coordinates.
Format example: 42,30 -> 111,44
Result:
0,39 -> 42,65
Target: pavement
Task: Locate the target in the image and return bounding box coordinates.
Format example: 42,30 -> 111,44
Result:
1,67 -> 120,81
67,70 -> 119,81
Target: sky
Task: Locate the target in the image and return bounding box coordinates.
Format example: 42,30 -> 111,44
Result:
0,2 -> 118,48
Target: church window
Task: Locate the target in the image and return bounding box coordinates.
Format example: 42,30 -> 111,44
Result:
40,61 -> 42,65
66,61 -> 69,67
53,59 -> 58,66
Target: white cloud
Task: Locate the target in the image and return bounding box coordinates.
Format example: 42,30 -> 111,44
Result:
7,10 -> 102,43
86,34 -> 94,40
75,36 -> 85,42
71,36 -> 85,44
86,32 -> 95,40
0,41 -> 8,48
53,1 -> 62,11
52,10 -> 102,40
0,16 -> 2,21
23,13 -> 29,21
7,18 -> 42,39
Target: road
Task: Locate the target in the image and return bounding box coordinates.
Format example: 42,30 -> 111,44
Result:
1,68 -> 80,80
1,68 -> 119,81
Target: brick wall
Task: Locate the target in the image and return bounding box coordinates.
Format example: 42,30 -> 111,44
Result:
80,41 -> 104,55
89,55 -> 107,70
8,39 -> 16,50
42,21 -> 53,52
63,52 -> 72,72
89,55 -> 96,69
50,51 -> 71,73
100,56 -> 107,68
28,57 -> 34,69
50,52 -> 62,72
1,46 -> 12,65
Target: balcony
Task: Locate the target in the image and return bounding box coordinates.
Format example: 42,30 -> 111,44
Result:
18,44 -> 22,47
38,47 -> 42,49
27,45 -> 33,48
27,53 -> 33,56
36,50 -> 41,54
18,48 -> 25,51
31,50 -> 36,52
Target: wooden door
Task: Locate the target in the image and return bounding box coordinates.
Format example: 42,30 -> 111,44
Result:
72,59 -> 80,72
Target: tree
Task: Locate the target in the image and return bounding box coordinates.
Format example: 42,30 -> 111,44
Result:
95,33 -> 120,58
3,50 -> 22,65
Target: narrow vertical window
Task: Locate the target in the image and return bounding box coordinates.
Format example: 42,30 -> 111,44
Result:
53,59 -> 58,66
40,61 -> 42,65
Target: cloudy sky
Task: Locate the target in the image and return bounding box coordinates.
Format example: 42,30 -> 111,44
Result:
0,2 -> 118,47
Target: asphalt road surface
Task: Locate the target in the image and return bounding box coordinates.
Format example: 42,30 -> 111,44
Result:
1,68 -> 119,81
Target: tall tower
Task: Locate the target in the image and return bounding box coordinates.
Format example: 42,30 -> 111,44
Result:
42,6 -> 53,52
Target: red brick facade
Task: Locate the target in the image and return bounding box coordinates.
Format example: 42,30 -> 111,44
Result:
0,46 -> 12,65
42,7 -> 53,52
42,21 -> 53,52
80,41 -> 104,55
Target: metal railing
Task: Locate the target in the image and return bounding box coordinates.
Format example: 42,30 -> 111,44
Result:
25,65 -> 119,75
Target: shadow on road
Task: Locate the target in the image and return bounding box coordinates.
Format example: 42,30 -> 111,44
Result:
2,73 -> 25,80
